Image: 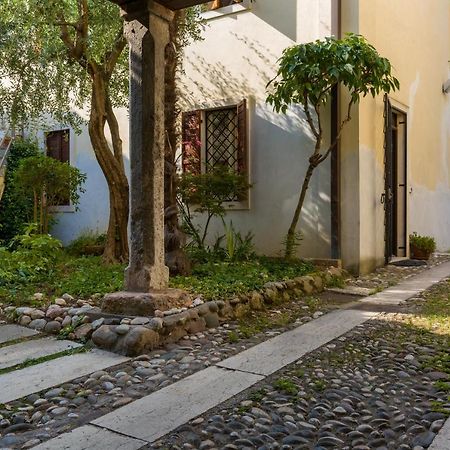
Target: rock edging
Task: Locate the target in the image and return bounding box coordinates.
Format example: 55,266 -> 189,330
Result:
2,267 -> 344,356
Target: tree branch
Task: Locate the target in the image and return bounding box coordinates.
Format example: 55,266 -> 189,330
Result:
104,27 -> 126,78
317,100 -> 354,164
303,94 -> 319,140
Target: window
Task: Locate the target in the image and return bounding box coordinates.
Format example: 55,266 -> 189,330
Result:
181,99 -> 249,206
46,129 -> 70,206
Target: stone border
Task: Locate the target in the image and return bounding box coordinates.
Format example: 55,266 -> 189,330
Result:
2,267 -> 344,356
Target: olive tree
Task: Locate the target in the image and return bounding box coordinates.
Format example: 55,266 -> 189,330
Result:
0,0 -> 202,267
267,33 -> 399,259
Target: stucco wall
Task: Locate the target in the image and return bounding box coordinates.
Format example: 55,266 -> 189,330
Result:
340,0 -> 450,273
179,0 -> 335,258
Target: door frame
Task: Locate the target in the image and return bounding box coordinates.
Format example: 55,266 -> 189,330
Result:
384,96 -> 408,263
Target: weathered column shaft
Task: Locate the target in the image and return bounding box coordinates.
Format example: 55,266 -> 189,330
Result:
123,1 -> 173,291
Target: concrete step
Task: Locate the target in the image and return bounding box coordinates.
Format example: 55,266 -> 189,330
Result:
0,348 -> 129,404
0,337 -> 82,370
0,324 -> 39,345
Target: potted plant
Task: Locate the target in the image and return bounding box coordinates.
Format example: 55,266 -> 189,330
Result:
409,232 -> 436,260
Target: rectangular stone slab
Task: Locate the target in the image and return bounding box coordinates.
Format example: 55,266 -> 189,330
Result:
0,324 -> 39,344
92,366 -> 263,442
429,417 -> 450,449
360,261 -> 450,305
0,349 -> 129,404
217,309 -> 377,376
33,425 -> 146,450
0,337 -> 82,370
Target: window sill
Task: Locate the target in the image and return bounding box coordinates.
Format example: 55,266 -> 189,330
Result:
201,1 -> 250,21
48,205 -> 76,213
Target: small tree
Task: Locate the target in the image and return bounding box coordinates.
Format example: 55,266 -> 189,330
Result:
14,155 -> 86,234
267,33 -> 399,258
177,166 -> 250,251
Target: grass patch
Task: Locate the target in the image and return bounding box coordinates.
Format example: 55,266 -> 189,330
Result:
1,250 -> 313,307
170,257 -> 313,300
273,378 -> 299,395
249,388 -> 267,402
0,252 -> 124,307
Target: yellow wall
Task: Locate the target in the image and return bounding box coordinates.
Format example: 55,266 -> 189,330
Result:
341,0 -> 450,273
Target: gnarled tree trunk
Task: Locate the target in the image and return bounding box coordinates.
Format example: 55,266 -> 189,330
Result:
163,11 -> 191,275
88,70 -> 129,263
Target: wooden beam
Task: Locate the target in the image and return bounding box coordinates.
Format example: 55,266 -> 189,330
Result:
109,0 -> 211,11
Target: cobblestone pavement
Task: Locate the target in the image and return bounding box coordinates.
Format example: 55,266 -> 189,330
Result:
149,283 -> 450,450
0,258 -> 449,449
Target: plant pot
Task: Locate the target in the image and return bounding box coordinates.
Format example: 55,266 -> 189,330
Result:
410,245 -> 431,260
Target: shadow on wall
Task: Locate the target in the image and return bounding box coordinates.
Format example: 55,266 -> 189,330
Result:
179,35 -> 332,258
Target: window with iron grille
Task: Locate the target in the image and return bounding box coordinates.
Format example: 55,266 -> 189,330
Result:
182,99 -> 249,205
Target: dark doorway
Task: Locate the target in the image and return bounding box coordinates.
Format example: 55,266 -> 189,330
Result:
384,96 -> 407,263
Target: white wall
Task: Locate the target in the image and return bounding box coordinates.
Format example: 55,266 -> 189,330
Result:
179,0 -> 334,258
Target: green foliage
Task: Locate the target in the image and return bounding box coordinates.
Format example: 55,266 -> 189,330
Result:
177,166 -> 250,249
14,154 -> 86,233
223,221 -> 255,262
0,0 -> 127,128
409,232 -> 436,253
0,228 -> 63,300
0,246 -> 124,306
0,139 -> 40,243
10,224 -> 63,255
267,33 -> 399,115
170,257 -> 313,300
273,378 -> 299,395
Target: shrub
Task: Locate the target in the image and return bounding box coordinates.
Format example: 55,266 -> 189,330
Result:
177,166 -> 250,250
14,154 -> 86,233
409,232 -> 436,253
0,139 -> 40,243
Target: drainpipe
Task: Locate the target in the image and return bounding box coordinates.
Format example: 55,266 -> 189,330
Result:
330,0 -> 342,260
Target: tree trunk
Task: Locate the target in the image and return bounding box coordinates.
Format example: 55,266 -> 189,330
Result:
285,162 -> 316,259
163,11 -> 191,275
88,71 -> 129,263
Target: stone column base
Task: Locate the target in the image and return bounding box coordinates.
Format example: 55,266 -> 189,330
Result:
101,289 -> 191,317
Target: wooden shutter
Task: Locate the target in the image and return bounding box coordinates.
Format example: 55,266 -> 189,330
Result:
237,99 -> 247,175
46,129 -> 70,205
46,129 -> 69,163
181,110 -> 202,174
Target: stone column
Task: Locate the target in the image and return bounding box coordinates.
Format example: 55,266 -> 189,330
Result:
123,1 -> 173,292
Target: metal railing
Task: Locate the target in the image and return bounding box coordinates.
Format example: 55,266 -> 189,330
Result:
0,130 -> 13,169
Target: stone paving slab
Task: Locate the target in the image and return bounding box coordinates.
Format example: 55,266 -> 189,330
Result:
0,324 -> 38,344
0,337 -> 82,370
361,261 -> 450,306
32,425 -> 146,450
0,349 -> 129,404
217,309 -> 377,376
429,418 -> 450,450
92,366 -> 263,443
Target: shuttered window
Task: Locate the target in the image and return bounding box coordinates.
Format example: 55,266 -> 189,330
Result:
181,100 -> 249,204
46,129 -> 70,206
182,100 -> 248,175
